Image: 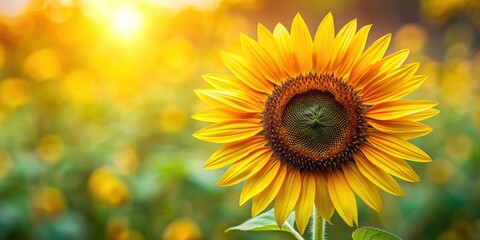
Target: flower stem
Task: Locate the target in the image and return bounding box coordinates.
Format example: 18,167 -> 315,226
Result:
312,207 -> 326,240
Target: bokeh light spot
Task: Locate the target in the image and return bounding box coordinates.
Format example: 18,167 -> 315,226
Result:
426,159 -> 454,184
157,37 -> 196,84
0,150 -> 13,179
394,24 -> 427,52
440,59 -> 472,111
0,78 -> 29,109
44,3 -> 73,23
24,48 -> 62,80
34,187 -> 66,218
60,69 -> 98,103
444,134 -> 472,162
88,167 -> 130,206
162,218 -> 203,240
114,146 -> 140,176
36,134 -> 65,165
159,106 -> 187,133
116,229 -> 144,240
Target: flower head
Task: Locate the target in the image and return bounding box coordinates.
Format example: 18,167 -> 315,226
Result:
193,13 -> 438,233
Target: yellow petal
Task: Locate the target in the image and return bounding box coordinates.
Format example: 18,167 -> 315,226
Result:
291,13 -> 313,74
327,170 -> 358,226
203,73 -> 246,90
314,173 -> 335,222
252,162 -> 287,216
273,23 -> 298,77
203,135 -> 267,169
377,49 -> 410,73
194,89 -> 263,113
239,159 -> 281,205
329,19 -> 357,73
313,12 -> 335,73
398,108 -> 440,122
349,34 -> 392,86
336,24 -> 371,78
257,23 -> 289,80
202,74 -> 266,100
354,151 -> 405,196
361,63 -> 420,105
193,119 -> 262,143
217,147 -> 272,186
241,34 -> 283,85
343,162 -> 382,212
362,144 -> 420,182
220,52 -> 273,93
192,108 -> 262,123
274,168 -> 301,227
355,48 -> 411,90
367,130 -> 432,162
368,118 -> 432,140
295,173 -> 316,234
385,75 -> 427,102
367,100 -> 438,120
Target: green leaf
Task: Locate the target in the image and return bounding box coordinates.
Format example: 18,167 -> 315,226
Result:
226,208 -> 304,239
352,226 -> 401,240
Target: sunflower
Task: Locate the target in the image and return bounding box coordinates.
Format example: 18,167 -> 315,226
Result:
193,13 -> 438,233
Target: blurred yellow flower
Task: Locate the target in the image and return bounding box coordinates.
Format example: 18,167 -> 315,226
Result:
23,48 -> 63,80
116,229 -> 144,240
159,105 -> 187,133
0,150 -> 13,179
444,134 -> 472,163
114,146 -> 140,176
88,167 -> 130,206
106,217 -> 144,240
60,68 -> 98,103
394,24 -> 427,53
36,134 -> 64,165
107,217 -> 129,239
34,187 -> 67,218
0,78 -> 29,109
441,59 -> 472,112
162,218 -> 203,240
426,159 -> 454,184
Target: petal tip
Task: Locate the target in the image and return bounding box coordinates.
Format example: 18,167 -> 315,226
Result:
202,162 -> 216,169
192,132 -> 200,139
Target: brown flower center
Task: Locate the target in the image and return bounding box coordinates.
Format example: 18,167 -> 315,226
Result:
262,73 -> 366,172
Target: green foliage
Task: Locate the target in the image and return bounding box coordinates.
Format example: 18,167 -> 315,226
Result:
227,209 -> 303,239
352,227 -> 401,240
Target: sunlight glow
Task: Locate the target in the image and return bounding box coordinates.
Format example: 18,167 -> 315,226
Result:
111,6 -> 141,36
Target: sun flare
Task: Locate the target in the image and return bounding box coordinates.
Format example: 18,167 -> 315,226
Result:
111,6 -> 142,37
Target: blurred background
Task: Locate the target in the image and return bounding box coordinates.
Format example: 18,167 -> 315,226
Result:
0,0 -> 479,239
